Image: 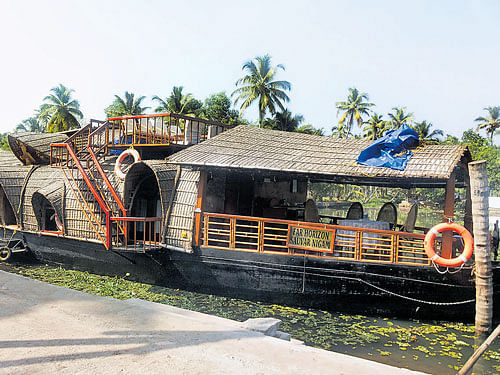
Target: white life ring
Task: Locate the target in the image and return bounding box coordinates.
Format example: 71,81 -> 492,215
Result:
115,149 -> 141,180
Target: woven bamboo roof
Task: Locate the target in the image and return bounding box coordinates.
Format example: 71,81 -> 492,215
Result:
167,126 -> 470,186
8,132 -> 69,165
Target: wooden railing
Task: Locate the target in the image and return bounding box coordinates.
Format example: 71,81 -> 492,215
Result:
107,113 -> 229,148
111,217 -> 162,252
202,212 -> 432,266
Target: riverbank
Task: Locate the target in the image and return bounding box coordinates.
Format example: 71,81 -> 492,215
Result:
1,262 -> 499,374
0,269 -> 424,374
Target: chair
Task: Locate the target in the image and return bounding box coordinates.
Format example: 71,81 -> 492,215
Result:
402,203 -> 418,232
377,202 -> 397,229
346,202 -> 363,220
304,199 -> 319,223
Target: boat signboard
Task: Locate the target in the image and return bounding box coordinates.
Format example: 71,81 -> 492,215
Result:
288,225 -> 335,253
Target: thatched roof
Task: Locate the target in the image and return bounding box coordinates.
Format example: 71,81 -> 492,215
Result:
0,151 -> 35,223
166,126 -> 469,187
8,132 -> 69,165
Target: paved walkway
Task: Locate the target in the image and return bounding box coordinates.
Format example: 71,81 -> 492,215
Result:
0,270 -> 426,374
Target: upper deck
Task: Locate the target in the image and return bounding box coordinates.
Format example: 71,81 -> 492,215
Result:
106,113 -> 231,151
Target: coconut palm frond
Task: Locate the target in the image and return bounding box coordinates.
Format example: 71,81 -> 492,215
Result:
232,55 -> 291,127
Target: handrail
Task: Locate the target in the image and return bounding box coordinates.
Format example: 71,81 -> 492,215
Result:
108,113 -> 172,121
87,122 -> 127,215
107,113 -> 233,129
65,123 -> 92,144
51,143 -> 111,249
111,216 -> 162,221
65,119 -> 104,145
202,211 -> 431,266
203,212 -> 426,239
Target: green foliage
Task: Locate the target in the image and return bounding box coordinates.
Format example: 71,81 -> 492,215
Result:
363,113 -> 387,140
387,107 -> 414,130
15,116 -> 46,133
297,124 -> 324,136
335,88 -> 374,137
462,129 -> 500,194
203,92 -> 240,125
0,133 -> 10,150
105,91 -> 149,118
475,106 -> 500,144
441,134 -> 460,145
412,120 -> 444,145
263,109 -> 304,132
330,124 -> 348,138
232,55 -> 291,127
153,86 -> 202,116
40,84 -> 83,132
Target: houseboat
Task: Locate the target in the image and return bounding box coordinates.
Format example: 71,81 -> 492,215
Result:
0,113 -> 493,320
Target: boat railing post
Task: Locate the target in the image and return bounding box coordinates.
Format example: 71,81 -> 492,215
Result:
229,217 -> 236,249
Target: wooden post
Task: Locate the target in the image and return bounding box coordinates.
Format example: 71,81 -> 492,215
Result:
458,324 -> 500,375
442,170 -> 456,258
469,160 -> 493,334
193,170 -> 207,247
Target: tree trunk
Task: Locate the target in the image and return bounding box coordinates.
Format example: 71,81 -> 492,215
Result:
469,160 -> 493,334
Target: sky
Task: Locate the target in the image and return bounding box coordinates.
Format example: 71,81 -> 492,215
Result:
1,0 -> 499,140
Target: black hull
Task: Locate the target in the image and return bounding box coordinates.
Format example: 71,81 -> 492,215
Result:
7,230 -> 494,321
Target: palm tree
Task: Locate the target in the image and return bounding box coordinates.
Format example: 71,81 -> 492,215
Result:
232,55 -> 291,127
152,86 -> 202,116
297,124 -> 324,136
35,105 -> 51,130
15,117 -> 46,133
40,84 -> 83,133
475,106 -> 500,144
362,113 -> 387,140
387,107 -> 414,130
335,88 -> 374,137
412,120 -> 444,144
104,91 -> 149,118
330,124 -> 348,138
263,110 -> 304,132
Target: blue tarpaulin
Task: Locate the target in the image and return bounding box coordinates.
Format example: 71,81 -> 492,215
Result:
356,124 -> 420,171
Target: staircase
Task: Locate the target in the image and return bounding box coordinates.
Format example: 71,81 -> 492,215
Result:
50,114 -> 230,251
50,120 -> 150,251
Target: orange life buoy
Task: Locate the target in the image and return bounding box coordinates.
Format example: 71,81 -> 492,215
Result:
424,222 -> 474,267
114,149 -> 140,180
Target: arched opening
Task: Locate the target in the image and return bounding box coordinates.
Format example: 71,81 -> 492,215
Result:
124,163 -> 162,242
130,174 -> 161,218
0,186 -> 16,226
33,195 -> 61,232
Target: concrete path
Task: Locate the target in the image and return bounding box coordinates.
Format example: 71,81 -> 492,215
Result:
0,270 -> 426,375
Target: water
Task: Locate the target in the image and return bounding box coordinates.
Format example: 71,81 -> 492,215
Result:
2,261 -> 499,374
159,293 -> 500,374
